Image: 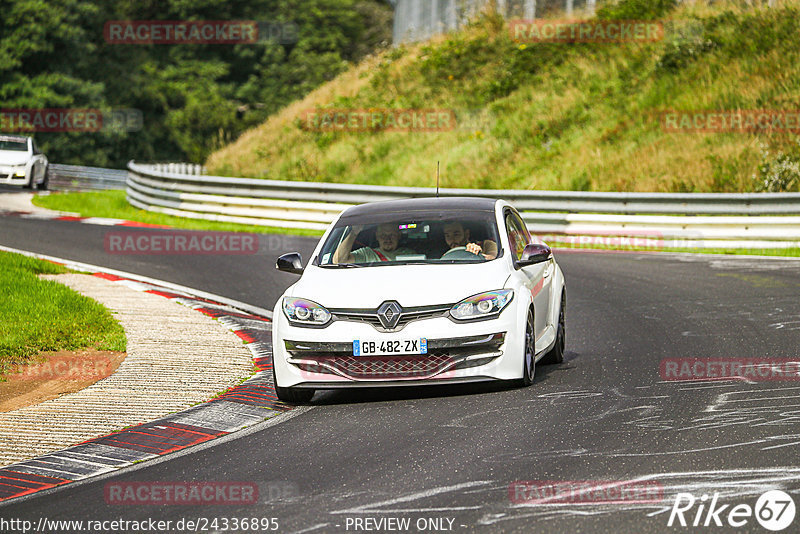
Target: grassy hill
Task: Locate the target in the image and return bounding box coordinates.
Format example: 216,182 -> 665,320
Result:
206,0 -> 800,193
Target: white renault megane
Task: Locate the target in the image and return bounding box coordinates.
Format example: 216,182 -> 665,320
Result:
272,197 -> 566,403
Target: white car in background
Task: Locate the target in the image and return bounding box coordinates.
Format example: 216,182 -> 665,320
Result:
0,135 -> 49,189
272,197 -> 567,403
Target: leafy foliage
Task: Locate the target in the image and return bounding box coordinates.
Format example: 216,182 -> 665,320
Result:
0,0 -> 392,166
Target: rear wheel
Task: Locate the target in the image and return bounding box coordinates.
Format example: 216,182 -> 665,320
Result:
541,291 -> 566,365
272,363 -> 314,404
520,310 -> 536,387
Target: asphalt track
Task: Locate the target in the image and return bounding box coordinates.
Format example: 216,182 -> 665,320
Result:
2,202 -> 800,533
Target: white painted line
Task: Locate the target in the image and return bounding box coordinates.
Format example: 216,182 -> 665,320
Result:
80,217 -> 127,226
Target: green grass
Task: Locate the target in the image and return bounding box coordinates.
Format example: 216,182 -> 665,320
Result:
0,251 -> 127,377
207,0 -> 800,193
32,190 -> 324,237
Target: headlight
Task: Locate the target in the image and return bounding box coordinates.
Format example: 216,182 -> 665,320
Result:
450,289 -> 514,321
282,297 -> 331,327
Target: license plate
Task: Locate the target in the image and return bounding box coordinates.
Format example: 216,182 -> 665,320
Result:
353,338 -> 428,356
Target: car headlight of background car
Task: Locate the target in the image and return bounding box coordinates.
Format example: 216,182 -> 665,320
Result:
450,289 -> 514,321
282,297 -> 332,327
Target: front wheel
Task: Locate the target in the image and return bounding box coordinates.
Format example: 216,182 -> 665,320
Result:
541,291 -> 566,365
520,310 -> 536,387
39,166 -> 49,190
272,364 -> 314,404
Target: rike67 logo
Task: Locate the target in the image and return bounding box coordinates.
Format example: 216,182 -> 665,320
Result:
668,490 -> 796,531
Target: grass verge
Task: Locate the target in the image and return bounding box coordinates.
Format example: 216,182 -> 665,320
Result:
32,190 -> 324,237
0,251 -> 127,377
206,0 -> 800,194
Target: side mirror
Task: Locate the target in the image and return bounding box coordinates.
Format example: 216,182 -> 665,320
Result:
517,243 -> 551,267
276,252 -> 304,275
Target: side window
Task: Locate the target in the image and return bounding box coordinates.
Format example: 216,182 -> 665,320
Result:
504,211 -> 529,261
32,141 -> 41,155
511,210 -> 531,244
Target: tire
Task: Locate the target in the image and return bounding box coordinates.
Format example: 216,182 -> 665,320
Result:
39,166 -> 49,191
272,364 -> 314,404
541,291 -> 566,365
520,309 -> 536,387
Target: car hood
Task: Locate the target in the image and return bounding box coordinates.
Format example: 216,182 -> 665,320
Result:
289,261 -> 511,308
0,151 -> 31,166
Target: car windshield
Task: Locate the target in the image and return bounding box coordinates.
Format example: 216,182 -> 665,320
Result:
0,138 -> 27,151
316,210 -> 502,267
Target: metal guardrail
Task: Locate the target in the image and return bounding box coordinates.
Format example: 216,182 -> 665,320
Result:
48,164 -> 127,192
127,161 -> 800,248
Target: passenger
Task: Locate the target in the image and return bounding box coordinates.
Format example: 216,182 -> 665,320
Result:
443,221 -> 498,260
333,223 -> 416,263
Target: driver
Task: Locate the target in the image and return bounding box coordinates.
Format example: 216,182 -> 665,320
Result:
443,221 -> 498,260
333,223 -> 416,264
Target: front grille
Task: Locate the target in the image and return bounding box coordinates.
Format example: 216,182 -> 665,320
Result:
330,304 -> 451,332
286,332 -> 505,380
297,354 -> 453,379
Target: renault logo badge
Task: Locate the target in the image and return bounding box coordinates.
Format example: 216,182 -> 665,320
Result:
377,301 -> 402,329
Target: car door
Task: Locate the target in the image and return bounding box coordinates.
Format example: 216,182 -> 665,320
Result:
504,209 -> 553,346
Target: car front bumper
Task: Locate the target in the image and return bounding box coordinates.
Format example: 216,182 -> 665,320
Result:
272,303 -> 527,389
0,167 -> 28,185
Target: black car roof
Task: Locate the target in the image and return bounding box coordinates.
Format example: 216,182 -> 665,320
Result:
342,197 -> 499,218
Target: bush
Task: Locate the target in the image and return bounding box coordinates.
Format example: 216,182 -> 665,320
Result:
657,20 -> 716,73
754,139 -> 800,192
